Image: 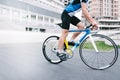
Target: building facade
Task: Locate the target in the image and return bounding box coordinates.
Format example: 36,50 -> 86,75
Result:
0,0 -> 65,32
0,0 -> 120,32
88,0 -> 120,30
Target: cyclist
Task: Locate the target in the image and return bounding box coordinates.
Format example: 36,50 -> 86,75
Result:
56,0 -> 98,61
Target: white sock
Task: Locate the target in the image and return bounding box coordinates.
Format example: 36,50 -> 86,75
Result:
58,50 -> 67,53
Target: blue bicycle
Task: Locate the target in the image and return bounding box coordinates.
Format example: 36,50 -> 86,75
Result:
42,24 -> 118,70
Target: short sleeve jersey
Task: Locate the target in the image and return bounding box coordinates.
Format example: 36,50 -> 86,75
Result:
65,0 -> 89,13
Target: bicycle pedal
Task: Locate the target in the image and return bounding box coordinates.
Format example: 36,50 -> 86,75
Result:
57,52 -> 67,61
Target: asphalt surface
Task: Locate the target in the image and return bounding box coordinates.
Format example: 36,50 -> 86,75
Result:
0,42 -> 120,80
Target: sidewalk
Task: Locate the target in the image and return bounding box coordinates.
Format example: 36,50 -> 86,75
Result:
0,30 -> 119,45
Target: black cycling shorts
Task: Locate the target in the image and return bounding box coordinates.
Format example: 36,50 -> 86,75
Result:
61,10 -> 81,30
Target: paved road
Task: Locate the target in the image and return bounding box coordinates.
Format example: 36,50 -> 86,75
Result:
0,42 -> 120,80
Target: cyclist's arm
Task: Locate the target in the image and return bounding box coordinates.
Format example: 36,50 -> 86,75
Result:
81,2 -> 97,26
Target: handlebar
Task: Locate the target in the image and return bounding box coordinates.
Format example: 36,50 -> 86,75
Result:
86,24 -> 100,33
85,24 -> 93,29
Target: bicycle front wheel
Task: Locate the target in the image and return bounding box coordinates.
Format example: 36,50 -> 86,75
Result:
79,34 -> 118,70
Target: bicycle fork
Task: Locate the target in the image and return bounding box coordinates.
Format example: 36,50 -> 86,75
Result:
88,34 -> 99,52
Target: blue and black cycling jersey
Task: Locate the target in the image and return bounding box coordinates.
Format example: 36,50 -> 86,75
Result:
65,0 -> 89,13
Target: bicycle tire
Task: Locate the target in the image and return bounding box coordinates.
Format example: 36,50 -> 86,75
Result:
79,34 -> 118,70
42,36 -> 66,64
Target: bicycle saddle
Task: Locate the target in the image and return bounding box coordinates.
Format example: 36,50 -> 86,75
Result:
56,23 -> 62,28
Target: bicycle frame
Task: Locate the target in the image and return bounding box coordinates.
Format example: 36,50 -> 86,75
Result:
65,28 -> 98,52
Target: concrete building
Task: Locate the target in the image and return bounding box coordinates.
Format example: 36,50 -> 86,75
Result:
88,0 -> 120,30
0,0 -> 120,31
0,0 -> 65,32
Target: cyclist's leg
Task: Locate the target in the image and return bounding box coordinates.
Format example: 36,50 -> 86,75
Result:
57,10 -> 71,51
58,29 -> 69,50
57,29 -> 69,61
56,10 -> 71,60
70,16 -> 84,41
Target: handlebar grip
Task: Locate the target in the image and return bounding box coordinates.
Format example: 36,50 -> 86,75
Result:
86,24 -> 92,29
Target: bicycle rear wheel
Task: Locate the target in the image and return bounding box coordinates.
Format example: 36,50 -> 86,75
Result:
42,36 -> 66,64
79,34 -> 118,70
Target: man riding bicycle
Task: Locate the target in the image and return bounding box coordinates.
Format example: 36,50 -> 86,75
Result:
56,0 -> 98,61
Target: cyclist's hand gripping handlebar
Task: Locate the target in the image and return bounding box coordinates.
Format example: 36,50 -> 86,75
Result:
86,24 -> 100,33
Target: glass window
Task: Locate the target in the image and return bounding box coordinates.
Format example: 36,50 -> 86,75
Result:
50,18 -> 54,23
31,14 -> 36,20
44,17 -> 49,22
38,15 -> 43,21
